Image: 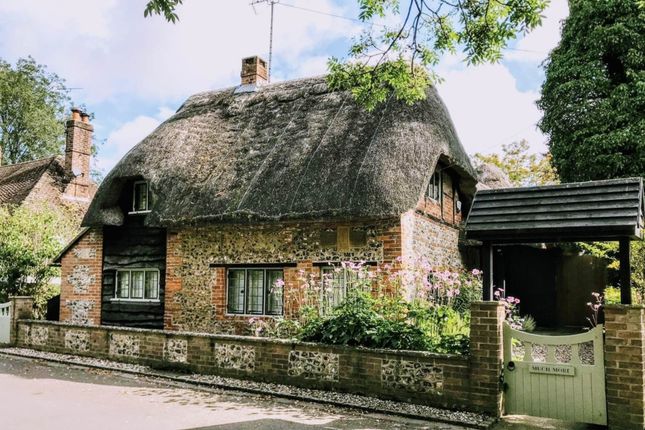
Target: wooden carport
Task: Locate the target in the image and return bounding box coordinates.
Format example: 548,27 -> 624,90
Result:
466,178 -> 644,304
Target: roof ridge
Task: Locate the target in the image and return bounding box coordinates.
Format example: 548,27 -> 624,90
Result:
0,155 -> 58,170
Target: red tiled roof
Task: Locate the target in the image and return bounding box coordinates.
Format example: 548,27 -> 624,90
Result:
0,157 -> 58,205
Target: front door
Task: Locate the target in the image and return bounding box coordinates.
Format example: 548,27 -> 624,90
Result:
503,323 -> 606,425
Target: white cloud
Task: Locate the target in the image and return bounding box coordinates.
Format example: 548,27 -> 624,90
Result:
438,63 -> 546,156
505,0 -> 569,63
97,106 -> 174,173
0,0 -> 358,104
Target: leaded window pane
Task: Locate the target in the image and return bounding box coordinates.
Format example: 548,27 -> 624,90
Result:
246,269 -> 264,314
266,270 -> 284,316
227,269 -> 245,314
131,271 -> 144,298
133,182 -> 149,212
117,271 -> 130,298
321,267 -> 347,312
145,271 -> 159,299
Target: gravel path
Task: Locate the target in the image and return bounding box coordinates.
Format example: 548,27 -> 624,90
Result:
0,347 -> 495,429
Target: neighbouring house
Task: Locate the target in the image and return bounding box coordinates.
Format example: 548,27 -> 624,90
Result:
54,56 -> 478,332
0,108 -> 96,309
0,108 -> 96,217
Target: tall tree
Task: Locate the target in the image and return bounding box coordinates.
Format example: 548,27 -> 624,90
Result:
474,139 -> 558,186
0,57 -> 70,165
537,0 -> 645,182
143,0 -> 547,110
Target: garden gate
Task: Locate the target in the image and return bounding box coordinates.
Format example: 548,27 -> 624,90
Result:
503,323 -> 606,425
0,302 -> 11,344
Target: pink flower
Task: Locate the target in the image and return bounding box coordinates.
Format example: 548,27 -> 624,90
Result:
471,268 -> 482,276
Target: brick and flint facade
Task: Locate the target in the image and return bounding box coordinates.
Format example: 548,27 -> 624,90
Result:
58,174 -> 468,332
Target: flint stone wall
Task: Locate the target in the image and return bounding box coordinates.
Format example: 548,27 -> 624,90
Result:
15,319 -> 482,412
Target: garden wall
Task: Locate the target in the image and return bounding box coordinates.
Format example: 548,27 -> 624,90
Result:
14,302 -> 505,415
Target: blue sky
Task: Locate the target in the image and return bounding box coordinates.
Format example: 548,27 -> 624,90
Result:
0,0 -> 569,176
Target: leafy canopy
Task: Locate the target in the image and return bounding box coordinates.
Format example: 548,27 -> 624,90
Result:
474,139 -> 558,187
537,0 -> 645,182
0,57 -> 70,165
144,0 -> 547,110
0,204 -> 76,309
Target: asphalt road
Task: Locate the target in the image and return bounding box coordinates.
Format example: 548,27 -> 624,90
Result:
0,354 -> 466,430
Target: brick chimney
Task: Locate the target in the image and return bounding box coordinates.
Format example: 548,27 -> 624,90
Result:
64,107 -> 93,200
241,56 -> 268,86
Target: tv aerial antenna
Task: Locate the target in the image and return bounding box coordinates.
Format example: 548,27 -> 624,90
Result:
250,0 -> 279,83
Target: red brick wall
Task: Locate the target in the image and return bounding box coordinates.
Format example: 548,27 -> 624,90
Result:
469,301 -> 505,415
164,230 -> 182,330
604,305 -> 645,430
64,119 -> 93,200
59,228 -> 103,325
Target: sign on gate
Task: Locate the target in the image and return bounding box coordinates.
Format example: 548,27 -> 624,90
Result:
0,302 -> 11,344
503,323 -> 606,425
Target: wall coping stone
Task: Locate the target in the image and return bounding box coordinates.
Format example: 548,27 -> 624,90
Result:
604,304 -> 645,310
471,301 -> 504,308
18,319 -> 468,361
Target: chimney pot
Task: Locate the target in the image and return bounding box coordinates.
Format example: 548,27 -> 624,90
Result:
71,108 -> 82,122
80,112 -> 90,124
240,56 -> 268,86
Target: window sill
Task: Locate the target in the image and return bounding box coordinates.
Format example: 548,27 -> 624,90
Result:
110,298 -> 160,304
225,313 -> 284,318
128,210 -> 151,215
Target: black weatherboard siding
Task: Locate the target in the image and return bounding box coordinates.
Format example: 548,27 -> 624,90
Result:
466,178 -> 644,243
101,222 -> 166,329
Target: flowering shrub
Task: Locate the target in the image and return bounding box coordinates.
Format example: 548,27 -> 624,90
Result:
246,259 -> 487,354
290,259 -> 482,354
494,288 -> 535,331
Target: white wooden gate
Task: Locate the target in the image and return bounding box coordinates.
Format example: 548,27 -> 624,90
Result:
503,323 -> 606,425
0,302 -> 11,344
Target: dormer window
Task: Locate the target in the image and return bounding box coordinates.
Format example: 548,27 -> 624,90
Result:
427,169 -> 442,202
132,180 -> 151,213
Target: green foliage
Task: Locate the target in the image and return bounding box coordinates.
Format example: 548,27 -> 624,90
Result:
522,315 -> 536,332
537,0 -> 645,182
143,0 -> 547,110
0,204 -> 76,312
144,0 -> 184,23
0,57 -> 70,165
603,287 -> 621,305
428,334 -> 470,355
576,241 -> 645,303
474,139 -> 559,187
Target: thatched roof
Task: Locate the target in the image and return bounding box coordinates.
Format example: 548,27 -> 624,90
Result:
476,163 -> 513,190
0,156 -> 62,205
84,77 -> 477,227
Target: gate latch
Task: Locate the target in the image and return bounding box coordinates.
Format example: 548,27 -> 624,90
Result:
507,361 -> 516,371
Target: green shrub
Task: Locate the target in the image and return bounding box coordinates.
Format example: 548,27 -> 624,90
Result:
300,289 -> 469,353
429,334 -> 470,355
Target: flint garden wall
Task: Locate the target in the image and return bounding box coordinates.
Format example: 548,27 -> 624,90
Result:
13,302 -> 505,416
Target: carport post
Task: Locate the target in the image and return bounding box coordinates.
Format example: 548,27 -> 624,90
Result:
482,242 -> 494,300
619,238 -> 632,305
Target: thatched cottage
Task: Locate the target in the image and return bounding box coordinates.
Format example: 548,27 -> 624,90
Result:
55,57 -> 477,332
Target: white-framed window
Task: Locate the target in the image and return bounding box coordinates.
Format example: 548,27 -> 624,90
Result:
115,268 -> 160,301
427,169 -> 442,202
131,180 -> 151,213
227,268 -> 284,315
320,266 -> 357,312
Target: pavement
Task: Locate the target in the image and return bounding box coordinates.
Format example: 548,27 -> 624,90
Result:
0,354 -> 467,430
